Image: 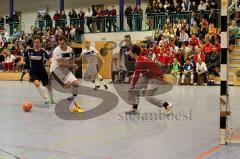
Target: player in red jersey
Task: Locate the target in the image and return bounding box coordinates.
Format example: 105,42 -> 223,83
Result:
126,44 -> 173,114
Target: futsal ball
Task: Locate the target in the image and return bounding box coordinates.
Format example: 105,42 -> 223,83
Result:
22,101 -> 32,112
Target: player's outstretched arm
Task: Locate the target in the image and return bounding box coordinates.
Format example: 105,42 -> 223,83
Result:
96,51 -> 105,64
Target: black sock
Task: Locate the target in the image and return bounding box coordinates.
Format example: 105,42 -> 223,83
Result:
163,102 -> 169,108
133,104 -> 138,110
21,72 -> 26,78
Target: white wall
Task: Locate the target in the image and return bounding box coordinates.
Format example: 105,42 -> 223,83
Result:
0,0 -> 148,33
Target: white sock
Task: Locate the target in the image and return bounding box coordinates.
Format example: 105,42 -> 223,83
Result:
94,80 -> 100,87
66,88 -> 72,99
191,74 -> 194,83
97,74 -> 106,85
181,75 -> 185,83
47,88 -> 54,101
36,86 -> 48,101
177,75 -> 180,84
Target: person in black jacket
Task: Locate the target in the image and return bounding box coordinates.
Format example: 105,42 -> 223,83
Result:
44,12 -> 52,29
125,5 -> 133,31
208,8 -> 217,25
59,11 -> 67,30
78,9 -> 85,32
12,12 -> 20,29
0,15 -> 4,30
0,48 -> 5,71
146,4 -> 154,30
119,35 -> 135,81
133,5 -> 143,31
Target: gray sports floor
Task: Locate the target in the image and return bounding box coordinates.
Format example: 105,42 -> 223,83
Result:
0,81 -> 239,159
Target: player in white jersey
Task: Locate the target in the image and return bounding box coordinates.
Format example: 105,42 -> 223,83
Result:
50,36 -> 83,113
81,40 -> 108,90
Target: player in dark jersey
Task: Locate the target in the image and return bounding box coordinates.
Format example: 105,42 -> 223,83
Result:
20,44 -> 31,81
24,36 -> 55,104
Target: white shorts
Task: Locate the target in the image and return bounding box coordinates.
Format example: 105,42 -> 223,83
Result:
51,68 -> 77,87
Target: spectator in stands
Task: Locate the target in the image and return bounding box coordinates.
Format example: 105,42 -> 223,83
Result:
3,49 -> 15,72
198,1 -> 206,11
208,23 -> 217,38
196,58 -> 208,85
229,20 -> 239,45
154,30 -> 162,42
103,6 -> 110,32
111,57 -> 120,83
189,33 -> 200,48
190,12 -> 199,27
181,58 -> 194,85
146,4 -> 154,30
78,9 -> 85,31
125,4 -> 133,31
12,28 -> 20,40
86,8 -> 93,33
37,13 -> 44,29
68,9 -> 77,27
179,29 -> 189,43
0,30 -> 8,47
120,35 -> 135,81
59,11 -> 67,30
203,38 -> 213,63
207,45 -> 220,76
53,11 -> 60,28
182,0 -> 191,12
170,57 -> 181,85
95,8 -> 103,32
110,6 -> 117,32
173,0 -> 181,13
44,12 -> 52,29
0,48 -> 5,71
190,2 -> 198,12
205,0 -> 211,10
12,12 -> 20,29
134,5 -> 143,31
69,25 -> 76,41
111,57 -> 127,83
194,49 -> 205,64
0,15 -> 4,30
191,21 -> 200,36
199,18 -> 209,40
208,8 -> 217,24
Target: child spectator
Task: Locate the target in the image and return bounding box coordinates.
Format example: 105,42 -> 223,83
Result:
3,49 -> 15,72
170,57 -> 181,85
181,58 -> 194,85
196,58 -> 208,85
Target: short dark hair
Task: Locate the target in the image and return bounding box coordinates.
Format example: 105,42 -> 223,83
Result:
131,44 -> 141,55
125,35 -> 131,38
32,36 -> 43,43
58,35 -> 67,42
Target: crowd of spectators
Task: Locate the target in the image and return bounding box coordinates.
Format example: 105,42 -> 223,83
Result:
0,0 -> 239,86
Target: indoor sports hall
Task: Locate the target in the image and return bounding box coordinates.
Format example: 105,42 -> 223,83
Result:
0,0 -> 239,159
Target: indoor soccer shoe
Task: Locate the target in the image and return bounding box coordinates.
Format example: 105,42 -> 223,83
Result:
67,96 -> 75,101
69,102 -> 84,113
104,84 -> 108,90
93,85 -> 100,90
125,108 -> 139,115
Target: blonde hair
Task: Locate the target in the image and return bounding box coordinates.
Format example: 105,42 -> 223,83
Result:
3,49 -> 10,56
83,40 -> 90,44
